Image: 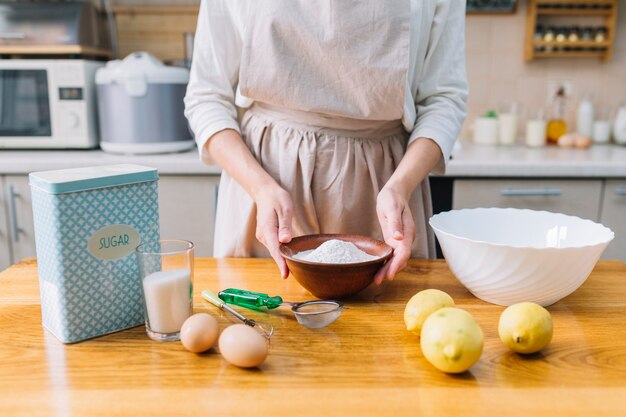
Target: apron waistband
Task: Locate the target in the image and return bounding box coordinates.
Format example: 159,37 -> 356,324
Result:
247,102 -> 406,139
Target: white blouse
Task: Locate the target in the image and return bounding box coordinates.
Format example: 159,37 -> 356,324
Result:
184,0 -> 468,174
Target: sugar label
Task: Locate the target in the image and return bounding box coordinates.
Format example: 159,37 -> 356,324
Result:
88,224 -> 140,261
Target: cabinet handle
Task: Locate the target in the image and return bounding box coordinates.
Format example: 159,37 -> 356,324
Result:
0,32 -> 27,39
500,188 -> 562,197
213,184 -> 219,223
7,185 -> 22,243
615,187 -> 626,196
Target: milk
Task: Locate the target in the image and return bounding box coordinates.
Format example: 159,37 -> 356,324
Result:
142,269 -> 191,334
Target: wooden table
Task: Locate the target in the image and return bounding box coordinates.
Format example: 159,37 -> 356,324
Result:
1,258 -> 626,416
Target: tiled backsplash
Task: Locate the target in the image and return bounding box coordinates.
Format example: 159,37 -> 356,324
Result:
464,1 -> 626,139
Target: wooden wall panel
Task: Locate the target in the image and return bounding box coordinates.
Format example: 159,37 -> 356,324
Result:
114,7 -> 199,62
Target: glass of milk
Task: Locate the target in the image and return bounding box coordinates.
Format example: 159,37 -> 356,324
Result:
135,240 -> 194,341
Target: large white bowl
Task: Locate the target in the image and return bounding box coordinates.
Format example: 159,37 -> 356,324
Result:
429,208 -> 614,306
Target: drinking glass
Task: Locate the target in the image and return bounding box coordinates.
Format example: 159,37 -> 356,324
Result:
135,240 -> 194,341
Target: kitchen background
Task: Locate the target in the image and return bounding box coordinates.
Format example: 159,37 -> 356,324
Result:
107,0 -> 626,138
1,0 -> 625,271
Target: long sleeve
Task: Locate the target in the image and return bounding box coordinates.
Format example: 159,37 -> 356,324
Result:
184,0 -> 244,165
408,0 -> 468,174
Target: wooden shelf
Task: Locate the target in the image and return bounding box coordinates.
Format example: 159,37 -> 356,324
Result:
534,40 -> 610,47
0,45 -> 113,58
536,8 -> 614,15
524,0 -> 618,62
533,50 -> 607,58
535,0 -> 614,6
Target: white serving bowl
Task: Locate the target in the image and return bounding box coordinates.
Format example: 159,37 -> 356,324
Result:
429,208 -> 614,307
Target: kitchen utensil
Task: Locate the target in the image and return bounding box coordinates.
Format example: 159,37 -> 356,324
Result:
218,288 -> 345,329
96,52 -> 195,155
430,208 -> 614,307
279,234 -> 392,299
201,290 -> 273,339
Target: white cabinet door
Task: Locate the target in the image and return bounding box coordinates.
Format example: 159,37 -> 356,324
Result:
0,177 -> 12,271
453,179 -> 603,221
599,180 -> 626,261
157,175 -> 220,257
4,175 -> 37,264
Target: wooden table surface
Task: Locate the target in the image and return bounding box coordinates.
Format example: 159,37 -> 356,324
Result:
1,258 -> 626,416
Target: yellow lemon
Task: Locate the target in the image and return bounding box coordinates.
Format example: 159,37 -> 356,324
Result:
498,302 -> 553,354
420,307 -> 484,374
404,289 -> 455,335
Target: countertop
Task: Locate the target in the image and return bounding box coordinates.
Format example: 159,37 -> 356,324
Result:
1,258 -> 625,416
1,141 -> 626,177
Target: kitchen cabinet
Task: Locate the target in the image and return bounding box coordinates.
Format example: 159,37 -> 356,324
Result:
3,175 -> 36,267
453,179 -> 603,220
599,180 -> 626,260
157,175 -> 220,257
0,177 -> 12,272
0,174 -> 221,268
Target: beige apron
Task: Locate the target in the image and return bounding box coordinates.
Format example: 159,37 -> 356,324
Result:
214,0 -> 436,259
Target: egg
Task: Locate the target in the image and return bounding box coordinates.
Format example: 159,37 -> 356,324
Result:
180,313 -> 219,353
557,133 -> 575,147
574,135 -> 592,148
218,324 -> 269,368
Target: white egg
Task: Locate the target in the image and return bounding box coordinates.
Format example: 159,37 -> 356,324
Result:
218,324 -> 269,368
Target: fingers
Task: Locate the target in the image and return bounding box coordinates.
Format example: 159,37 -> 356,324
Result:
373,262 -> 390,285
385,245 -> 409,280
387,209 -> 404,240
277,204 -> 293,243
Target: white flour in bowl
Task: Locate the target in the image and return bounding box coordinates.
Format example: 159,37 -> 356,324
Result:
293,239 -> 379,264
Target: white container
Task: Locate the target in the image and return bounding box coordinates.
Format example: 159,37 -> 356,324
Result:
592,120 -> 612,144
473,117 -> 499,146
498,113 -> 518,145
29,164 -> 160,343
525,119 -> 547,147
576,97 -> 594,138
614,104 -> 626,145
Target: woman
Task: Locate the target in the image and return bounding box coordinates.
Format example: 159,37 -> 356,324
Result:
184,0 -> 467,283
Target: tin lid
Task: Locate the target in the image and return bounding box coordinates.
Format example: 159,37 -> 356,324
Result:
29,164 -> 158,194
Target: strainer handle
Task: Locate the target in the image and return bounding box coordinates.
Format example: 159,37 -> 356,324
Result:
219,288 -> 284,310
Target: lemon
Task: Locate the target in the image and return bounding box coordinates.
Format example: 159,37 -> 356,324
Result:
498,302 -> 553,354
420,307 -> 484,373
404,289 -> 455,335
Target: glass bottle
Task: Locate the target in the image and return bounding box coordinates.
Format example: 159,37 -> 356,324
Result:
547,87 -> 568,144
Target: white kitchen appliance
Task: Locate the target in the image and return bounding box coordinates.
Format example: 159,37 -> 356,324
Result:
96,52 -> 195,155
0,59 -> 102,149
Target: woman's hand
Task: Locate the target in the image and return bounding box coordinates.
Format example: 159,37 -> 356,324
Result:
253,182 -> 294,279
374,186 -> 415,284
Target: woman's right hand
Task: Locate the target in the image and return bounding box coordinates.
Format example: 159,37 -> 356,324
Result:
253,182 -> 294,279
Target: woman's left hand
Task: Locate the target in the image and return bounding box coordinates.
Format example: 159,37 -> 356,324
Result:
374,186 -> 415,284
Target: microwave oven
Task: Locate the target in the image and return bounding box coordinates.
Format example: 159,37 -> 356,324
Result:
0,59 -> 102,149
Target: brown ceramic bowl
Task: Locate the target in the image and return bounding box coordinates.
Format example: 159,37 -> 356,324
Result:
279,234 -> 393,299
